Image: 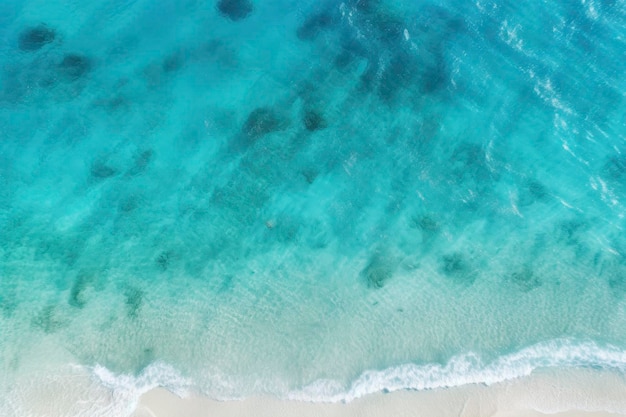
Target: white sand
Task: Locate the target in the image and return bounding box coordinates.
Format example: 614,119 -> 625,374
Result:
131,368 -> 626,417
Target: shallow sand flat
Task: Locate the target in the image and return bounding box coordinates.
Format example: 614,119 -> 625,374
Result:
131,368 -> 626,417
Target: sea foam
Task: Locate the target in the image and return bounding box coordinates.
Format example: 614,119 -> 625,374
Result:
3,339 -> 623,417
288,339 -> 626,402
87,338 -> 626,409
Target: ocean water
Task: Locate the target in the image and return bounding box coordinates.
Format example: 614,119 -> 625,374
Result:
1,0 -> 626,415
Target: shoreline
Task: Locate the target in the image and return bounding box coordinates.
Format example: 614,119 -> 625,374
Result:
4,356 -> 626,416
131,368 -> 626,417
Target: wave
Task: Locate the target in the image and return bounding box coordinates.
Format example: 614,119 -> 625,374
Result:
91,362 -> 191,412
289,338 -> 626,402
5,338 -> 610,416
87,338 -> 626,413
0,361 -> 194,417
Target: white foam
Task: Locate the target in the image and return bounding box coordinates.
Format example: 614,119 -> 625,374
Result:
0,362 -> 193,417
288,339 -> 626,403
38,338 -> 626,416
88,362 -> 192,416
92,362 -> 192,396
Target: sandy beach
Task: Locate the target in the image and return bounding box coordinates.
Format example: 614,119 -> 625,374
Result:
131,368 -> 626,417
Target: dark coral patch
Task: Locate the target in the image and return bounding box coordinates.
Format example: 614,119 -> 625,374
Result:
32,305 -> 64,333
441,253 -> 465,275
124,286 -> 144,318
303,110 -> 326,131
449,142 -> 496,185
519,179 -> 549,206
527,180 -> 548,200
510,267 -> 541,292
609,274 -> 626,296
127,150 -> 153,177
18,25 -> 56,52
603,155 -> 626,181
301,168 -> 318,184
162,53 -> 184,73
118,195 -> 140,213
378,52 -> 418,101
362,253 -> 395,289
156,250 -> 173,271
440,252 -> 476,284
297,11 -> 336,40
371,12 -> 405,43
58,54 -> 92,81
334,50 -> 354,69
69,273 -> 93,308
420,57 -> 447,94
91,161 -> 117,179
519,180 -> 550,207
410,214 -> 439,233
451,143 -> 485,170
242,107 -> 284,139
217,0 -> 253,21
555,218 -> 588,246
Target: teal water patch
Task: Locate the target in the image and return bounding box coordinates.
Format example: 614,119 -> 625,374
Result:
1,0 -> 626,412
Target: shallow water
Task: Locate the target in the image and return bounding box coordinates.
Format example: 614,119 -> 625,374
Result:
1,0 -> 626,415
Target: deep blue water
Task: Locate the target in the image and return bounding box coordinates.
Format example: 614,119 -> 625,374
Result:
1,0 -> 626,414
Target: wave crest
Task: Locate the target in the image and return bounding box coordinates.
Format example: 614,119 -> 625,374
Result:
87,339 -> 626,412
288,339 -> 626,402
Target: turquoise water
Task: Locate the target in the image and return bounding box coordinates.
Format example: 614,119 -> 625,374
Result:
1,0 -> 626,414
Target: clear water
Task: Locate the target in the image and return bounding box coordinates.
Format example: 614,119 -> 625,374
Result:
1,0 -> 626,414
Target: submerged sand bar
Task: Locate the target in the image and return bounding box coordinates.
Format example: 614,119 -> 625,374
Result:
132,368 -> 626,417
